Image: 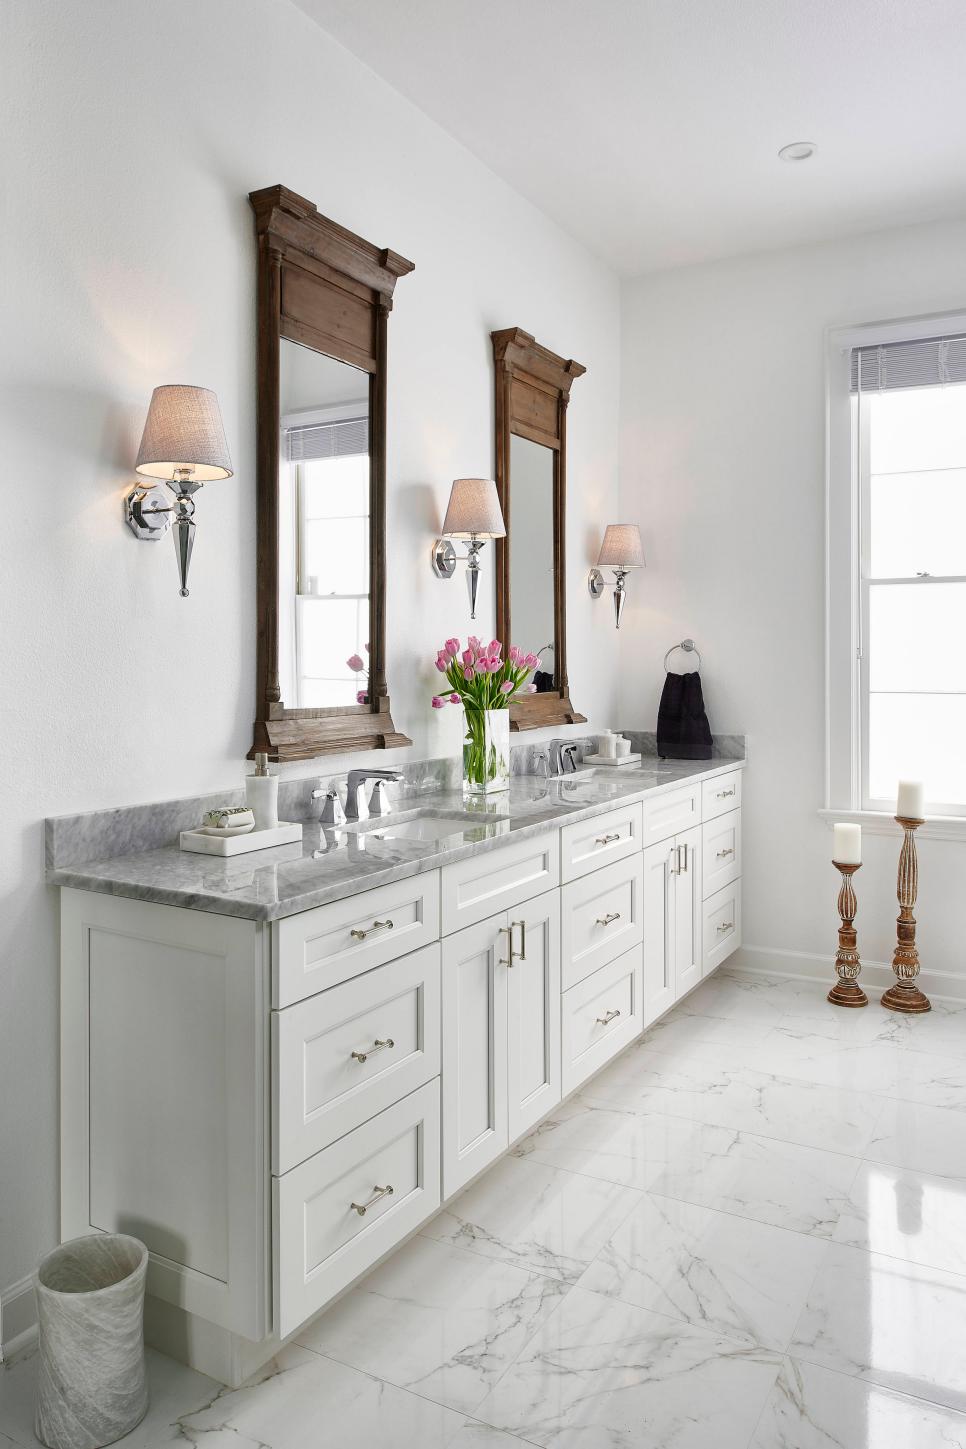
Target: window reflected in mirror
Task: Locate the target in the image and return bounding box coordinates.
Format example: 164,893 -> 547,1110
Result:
279,340 -> 371,709
509,433 -> 557,691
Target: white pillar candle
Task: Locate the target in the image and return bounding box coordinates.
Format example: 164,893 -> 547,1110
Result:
897,780 -> 925,820
833,822 -> 862,864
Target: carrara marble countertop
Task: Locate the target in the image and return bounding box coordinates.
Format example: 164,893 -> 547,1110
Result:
46,757 -> 744,922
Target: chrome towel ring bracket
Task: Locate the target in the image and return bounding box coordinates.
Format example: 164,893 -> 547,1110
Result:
663,638 -> 702,672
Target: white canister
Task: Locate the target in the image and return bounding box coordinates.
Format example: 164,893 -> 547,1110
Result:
615,736 -> 631,757
598,730 -> 617,759
246,753 -> 279,830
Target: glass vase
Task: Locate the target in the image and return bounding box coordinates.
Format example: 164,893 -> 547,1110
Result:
462,707 -> 511,796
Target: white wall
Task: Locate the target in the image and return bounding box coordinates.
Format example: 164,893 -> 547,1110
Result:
0,0 -> 620,1302
619,214 -> 966,992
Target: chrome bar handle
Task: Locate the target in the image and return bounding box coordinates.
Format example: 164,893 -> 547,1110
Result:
512,918 -> 527,961
670,845 -> 680,875
596,1008 -> 621,1026
499,924 -> 515,967
350,1037 -> 395,1064
595,833 -> 620,847
716,847 -> 734,859
715,787 -> 735,800
350,1184 -> 394,1216
680,843 -> 689,873
716,921 -> 734,933
595,911 -> 621,927
350,919 -> 394,942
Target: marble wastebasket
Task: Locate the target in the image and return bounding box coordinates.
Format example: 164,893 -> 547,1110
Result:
34,1233 -> 149,1449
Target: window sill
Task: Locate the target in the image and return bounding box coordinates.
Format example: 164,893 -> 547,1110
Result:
819,809 -> 966,843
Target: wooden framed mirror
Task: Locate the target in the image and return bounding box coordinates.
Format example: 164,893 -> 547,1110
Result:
249,184 -> 413,761
492,327 -> 587,730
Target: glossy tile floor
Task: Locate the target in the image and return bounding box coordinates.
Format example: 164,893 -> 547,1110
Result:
4,967 -> 966,1447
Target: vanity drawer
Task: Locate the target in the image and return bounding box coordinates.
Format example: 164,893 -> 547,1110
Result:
273,943 -> 441,1174
701,770 -> 742,822
702,880 -> 742,975
641,785 -> 700,847
701,808 -> 742,899
273,872 -> 440,1008
440,833 -> 559,936
274,1080 -> 440,1339
561,948 -> 643,1096
560,803 -> 644,883
561,853 -> 644,991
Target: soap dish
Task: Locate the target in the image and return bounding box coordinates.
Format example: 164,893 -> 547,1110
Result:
583,752 -> 643,768
180,822 -> 304,856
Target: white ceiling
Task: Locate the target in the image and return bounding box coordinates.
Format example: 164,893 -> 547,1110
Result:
292,0 -> 966,276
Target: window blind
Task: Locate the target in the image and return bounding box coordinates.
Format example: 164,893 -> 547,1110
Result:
285,416 -> 368,462
851,334 -> 966,393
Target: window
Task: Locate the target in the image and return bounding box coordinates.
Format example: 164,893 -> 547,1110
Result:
827,316 -> 966,818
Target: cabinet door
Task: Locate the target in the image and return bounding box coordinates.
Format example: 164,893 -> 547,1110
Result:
441,913 -> 510,1197
673,826 -> 703,1001
507,889 -> 561,1144
642,840 -> 675,1027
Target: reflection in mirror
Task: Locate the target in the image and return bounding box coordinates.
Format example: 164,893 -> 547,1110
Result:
509,433 -> 556,691
278,341 -> 370,709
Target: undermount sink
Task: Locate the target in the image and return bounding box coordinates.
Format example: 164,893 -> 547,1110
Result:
344,807 -> 509,843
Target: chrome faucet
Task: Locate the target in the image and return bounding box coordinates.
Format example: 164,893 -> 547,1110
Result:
345,768 -> 403,822
548,740 -> 579,775
311,785 -> 345,827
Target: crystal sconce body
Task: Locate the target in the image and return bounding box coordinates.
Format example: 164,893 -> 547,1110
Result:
589,523 -> 645,628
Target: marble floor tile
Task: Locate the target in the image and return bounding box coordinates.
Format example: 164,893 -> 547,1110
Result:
579,1192 -> 826,1351
421,1154 -> 642,1283
789,1241 -> 966,1413
172,1344 -> 467,1448
749,1356 -> 966,1449
866,1097 -> 966,1177
757,1026 -> 907,1095
447,1421 -> 541,1448
0,1345 -> 218,1449
834,1161 -> 966,1276
676,971 -> 808,1022
477,1285 -> 782,1449
888,999 -> 966,1061
774,1003 -> 913,1047
512,1097 -> 674,1190
642,1009 -> 772,1052
644,1114 -> 862,1237
295,1236 -> 568,1416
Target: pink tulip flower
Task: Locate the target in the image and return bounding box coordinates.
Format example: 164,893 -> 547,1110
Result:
526,683 -> 537,693
461,648 -> 473,667
356,690 -> 368,704
524,652 -> 539,669
347,653 -> 365,672
445,638 -> 460,658
487,639 -> 501,656
449,693 -> 460,704
500,680 -> 514,694
464,666 -> 475,682
431,696 -> 445,709
435,653 -> 448,672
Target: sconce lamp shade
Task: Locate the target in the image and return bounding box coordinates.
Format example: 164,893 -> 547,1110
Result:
597,523 -> 644,569
441,478 -> 506,539
135,385 -> 233,482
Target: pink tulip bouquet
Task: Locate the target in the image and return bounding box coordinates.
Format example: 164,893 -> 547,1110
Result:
346,644 -> 370,705
431,638 -> 541,794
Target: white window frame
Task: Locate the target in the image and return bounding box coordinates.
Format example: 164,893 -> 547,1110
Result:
824,307 -> 966,836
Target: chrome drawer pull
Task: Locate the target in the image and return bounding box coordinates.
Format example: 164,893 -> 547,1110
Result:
350,918 -> 394,942
716,847 -> 734,859
715,788 -> 735,799
596,1008 -> 621,1026
716,921 -> 734,933
350,1037 -> 395,1064
499,924 -> 515,968
595,833 -> 620,846
512,918 -> 527,961
350,1184 -> 394,1216
595,911 -> 621,927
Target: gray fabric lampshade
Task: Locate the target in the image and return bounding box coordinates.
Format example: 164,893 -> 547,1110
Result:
597,523 -> 644,568
441,478 -> 506,538
135,385 -> 233,482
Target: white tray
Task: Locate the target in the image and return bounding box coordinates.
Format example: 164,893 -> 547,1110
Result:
180,821 -> 303,856
583,752 -> 643,768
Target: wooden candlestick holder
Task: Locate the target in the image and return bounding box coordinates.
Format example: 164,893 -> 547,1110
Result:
881,816 -> 931,1014
827,861 -> 868,1007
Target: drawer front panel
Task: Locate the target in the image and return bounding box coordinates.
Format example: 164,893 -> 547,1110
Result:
273,944 -> 441,1174
702,880 -> 742,975
701,770 -> 742,823
275,1080 -> 440,1338
274,873 -> 440,1008
441,833 -> 559,936
641,785 -> 701,848
702,808 -> 742,899
561,854 -> 644,991
562,948 -> 643,1096
560,803 -> 644,883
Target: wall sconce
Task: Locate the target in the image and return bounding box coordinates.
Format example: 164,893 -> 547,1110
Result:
431,477 -> 506,620
125,385 -> 233,596
588,523 -> 645,628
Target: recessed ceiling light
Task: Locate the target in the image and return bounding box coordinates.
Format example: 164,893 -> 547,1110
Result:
779,141 -> 816,162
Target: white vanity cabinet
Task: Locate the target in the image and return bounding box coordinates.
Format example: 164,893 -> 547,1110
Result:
642,824 -> 703,1026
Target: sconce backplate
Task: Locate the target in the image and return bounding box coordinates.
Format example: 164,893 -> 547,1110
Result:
125,483 -> 173,541
587,567 -> 605,599
431,538 -> 457,579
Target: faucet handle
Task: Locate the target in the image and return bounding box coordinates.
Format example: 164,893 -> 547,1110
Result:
313,787 -> 345,827
368,779 -> 395,817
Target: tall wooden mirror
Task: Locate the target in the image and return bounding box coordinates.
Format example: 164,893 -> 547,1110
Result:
492,327 -> 586,730
249,185 -> 413,760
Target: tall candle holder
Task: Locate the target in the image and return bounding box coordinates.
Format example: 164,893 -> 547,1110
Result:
827,861 -> 867,1007
881,816 -> 931,1014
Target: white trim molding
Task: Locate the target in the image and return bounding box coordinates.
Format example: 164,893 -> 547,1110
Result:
818,808 -> 966,844
730,944 -> 966,1005
1,1275 -> 37,1361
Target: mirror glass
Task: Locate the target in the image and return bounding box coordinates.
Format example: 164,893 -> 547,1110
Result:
509,432 -> 557,689
278,340 -> 371,708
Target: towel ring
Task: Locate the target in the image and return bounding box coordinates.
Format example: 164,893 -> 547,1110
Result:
664,638 -> 701,672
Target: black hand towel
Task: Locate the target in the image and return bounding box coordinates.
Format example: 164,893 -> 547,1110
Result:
657,671 -> 713,760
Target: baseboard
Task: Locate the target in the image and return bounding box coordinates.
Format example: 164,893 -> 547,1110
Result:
1,1276 -> 37,1362
729,944 -> 966,1005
